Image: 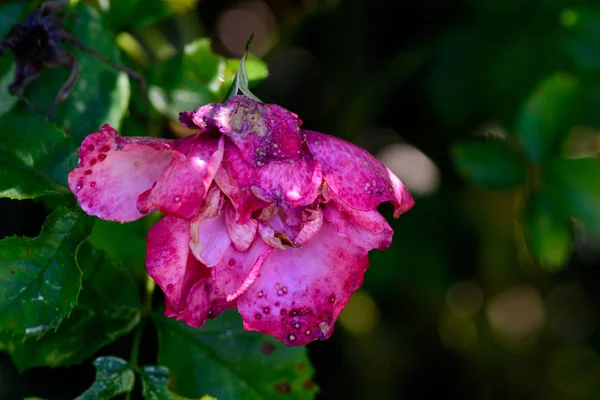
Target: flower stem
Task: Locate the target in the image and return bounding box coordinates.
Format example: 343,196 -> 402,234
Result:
125,274 -> 156,400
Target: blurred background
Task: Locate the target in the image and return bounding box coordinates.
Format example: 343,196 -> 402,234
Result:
3,0 -> 600,399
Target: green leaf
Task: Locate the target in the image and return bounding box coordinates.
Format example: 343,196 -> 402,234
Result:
0,114 -> 74,199
546,158 -> 600,236
0,58 -> 18,117
1,244 -> 141,370
452,140 -> 527,190
25,4 -> 131,145
225,33 -> 263,102
101,0 -> 199,31
149,38 -> 268,121
0,207 -> 92,337
75,356 -> 135,400
154,311 -> 318,399
524,191 -> 572,270
515,73 -> 581,162
140,365 -> 216,400
562,8 -> 600,70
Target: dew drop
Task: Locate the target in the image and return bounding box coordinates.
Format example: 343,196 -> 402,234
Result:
329,295 -> 336,304
98,154 -> 107,161
282,286 -> 288,293
174,196 -> 181,202
288,334 -> 296,342
100,145 -> 110,152
258,291 -> 264,298
280,308 -> 287,315
294,323 -> 300,329
255,313 -> 262,319
305,330 -> 311,335
90,182 -> 96,187
76,181 -> 83,190
167,284 -> 173,289
263,307 -> 270,314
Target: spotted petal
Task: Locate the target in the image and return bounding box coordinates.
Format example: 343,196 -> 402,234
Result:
182,96 -> 304,166
138,136 -> 224,219
237,222 -> 369,346
222,142 -> 322,209
306,131 -> 414,217
68,125 -> 173,222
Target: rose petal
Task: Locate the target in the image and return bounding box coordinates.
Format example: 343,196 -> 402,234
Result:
224,201 -> 258,251
237,222 -> 369,346
306,131 -> 414,217
214,167 -> 269,224
323,203 -> 392,251
178,276 -> 234,328
138,136 -> 224,219
212,237 -> 273,302
189,198 -> 231,267
222,142 -> 322,208
185,96 -> 304,166
146,216 -> 202,316
68,124 -> 173,222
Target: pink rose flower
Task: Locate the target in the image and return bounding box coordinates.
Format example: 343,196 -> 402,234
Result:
68,95 -> 414,346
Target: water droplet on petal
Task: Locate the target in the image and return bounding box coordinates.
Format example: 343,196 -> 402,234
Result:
258,291 -> 264,298
90,182 -> 96,187
288,334 -> 296,342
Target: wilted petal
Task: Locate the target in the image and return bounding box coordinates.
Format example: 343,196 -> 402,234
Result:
225,201 -> 258,251
222,142 -> 322,208
178,275 -> 234,328
184,96 -> 304,166
306,131 -> 414,217
146,216 -> 199,315
323,203 -> 392,251
214,167 -> 269,224
237,223 -> 369,346
212,238 -> 273,302
68,124 -> 173,222
139,136 -> 224,219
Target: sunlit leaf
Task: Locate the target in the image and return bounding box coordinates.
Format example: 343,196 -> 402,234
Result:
74,356 -> 135,400
547,158 -> 600,236
524,190 -> 572,270
515,73 -> 581,162
0,115 -> 74,199
0,207 -> 92,337
154,311 -> 318,399
1,244 -> 141,370
453,140 -> 527,190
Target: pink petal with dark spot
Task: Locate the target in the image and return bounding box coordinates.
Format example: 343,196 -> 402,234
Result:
323,203 -> 392,251
68,124 -> 173,222
146,216 -> 201,315
178,274 -> 234,328
224,201 -> 257,251
147,215 -> 233,326
236,222 -> 369,346
139,136 -> 224,219
222,142 -> 322,208
185,96 -> 304,166
306,131 -> 414,218
212,237 -> 273,302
